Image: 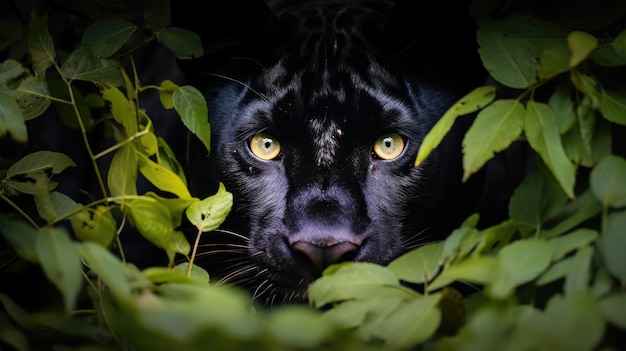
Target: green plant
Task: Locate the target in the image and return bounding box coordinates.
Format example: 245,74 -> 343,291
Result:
1,0 -> 625,350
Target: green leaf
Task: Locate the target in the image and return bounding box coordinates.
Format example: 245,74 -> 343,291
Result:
562,96 -> 597,167
591,43 -> 626,67
524,101 -> 576,198
548,229 -> 598,261
137,152 -> 192,199
35,227 -> 82,313
70,205 -> 117,247
173,85 -> 210,154
127,197 -> 190,260
510,292 -> 604,351
6,150 -> 75,178
462,99 -> 524,181
144,0 -> 170,31
429,256 -> 501,292
14,76 -> 51,120
564,246 -> 593,295
387,241 -> 444,284
571,71 -> 601,106
0,91 -> 27,142
49,191 -> 80,219
0,216 -> 39,262
0,313 -> 28,351
0,59 -> 26,86
599,89 -> 626,125
61,45 -> 123,86
600,294 -> 626,329
107,144 -> 138,197
415,85 -> 496,166
612,27 -> 626,59
101,84 -> 138,136
538,43 -> 570,79
79,241 -> 146,302
590,154 -> 626,208
145,191 -> 197,228
568,31 -> 598,68
267,307 -> 330,349
599,211 -> 626,283
158,79 -> 178,109
81,19 -> 137,57
27,10 -> 55,78
548,83 -> 576,133
156,136 -> 187,185
157,27 -> 203,59
185,182 -> 232,233
488,239 -> 553,299
477,16 -> 567,88
358,294 -> 442,349
143,263 -> 210,286
509,169 -> 568,230
308,262 -> 409,308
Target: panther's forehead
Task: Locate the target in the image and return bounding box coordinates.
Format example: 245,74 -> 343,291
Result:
248,1 -> 406,167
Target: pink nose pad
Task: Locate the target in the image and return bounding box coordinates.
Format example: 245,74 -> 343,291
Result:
291,240 -> 360,275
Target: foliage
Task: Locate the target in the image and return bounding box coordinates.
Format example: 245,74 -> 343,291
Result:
0,0 -> 625,350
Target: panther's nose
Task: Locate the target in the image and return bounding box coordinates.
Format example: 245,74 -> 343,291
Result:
291,240 -> 360,275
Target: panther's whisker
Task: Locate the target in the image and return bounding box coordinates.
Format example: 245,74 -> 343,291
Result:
252,280 -> 271,301
205,73 -> 270,103
212,228 -> 250,242
218,265 -> 259,285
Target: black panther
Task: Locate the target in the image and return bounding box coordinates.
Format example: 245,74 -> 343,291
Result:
172,0 -> 498,306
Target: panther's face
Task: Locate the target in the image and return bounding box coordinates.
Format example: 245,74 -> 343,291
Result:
176,0 -> 485,306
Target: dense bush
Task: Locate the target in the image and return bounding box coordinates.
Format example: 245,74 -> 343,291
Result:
1,0 -> 625,350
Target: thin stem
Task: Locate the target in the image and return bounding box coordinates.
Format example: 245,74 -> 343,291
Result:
0,192 -> 40,229
92,127 -> 151,160
66,80 -> 109,201
187,228 -> 203,277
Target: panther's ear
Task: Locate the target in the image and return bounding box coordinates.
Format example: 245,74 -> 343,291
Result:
170,0 -> 279,86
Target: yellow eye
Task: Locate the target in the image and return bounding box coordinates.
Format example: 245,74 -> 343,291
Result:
373,133 -> 405,160
250,132 -> 281,160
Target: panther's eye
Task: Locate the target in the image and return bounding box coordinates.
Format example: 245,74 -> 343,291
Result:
249,132 -> 281,160
373,132 -> 405,160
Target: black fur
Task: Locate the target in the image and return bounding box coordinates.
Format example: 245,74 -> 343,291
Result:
173,0 -> 491,305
